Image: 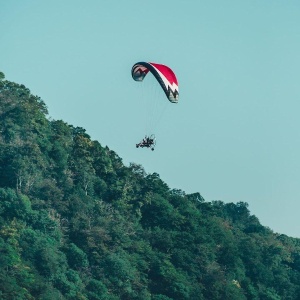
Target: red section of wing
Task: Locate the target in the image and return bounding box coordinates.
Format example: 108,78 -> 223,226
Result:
149,63 -> 178,86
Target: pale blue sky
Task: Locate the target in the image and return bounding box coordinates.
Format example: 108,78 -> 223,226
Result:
1,1 -> 300,237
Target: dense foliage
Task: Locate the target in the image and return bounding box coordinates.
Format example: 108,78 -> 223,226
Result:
0,73 -> 300,299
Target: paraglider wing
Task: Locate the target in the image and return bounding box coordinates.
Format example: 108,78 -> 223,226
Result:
131,62 -> 179,103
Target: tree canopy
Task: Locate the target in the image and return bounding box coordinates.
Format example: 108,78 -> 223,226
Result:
0,73 -> 300,299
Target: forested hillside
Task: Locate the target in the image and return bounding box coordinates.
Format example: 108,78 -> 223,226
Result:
0,72 -> 300,300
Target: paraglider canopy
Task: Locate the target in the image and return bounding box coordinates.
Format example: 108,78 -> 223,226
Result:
131,62 -> 179,103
